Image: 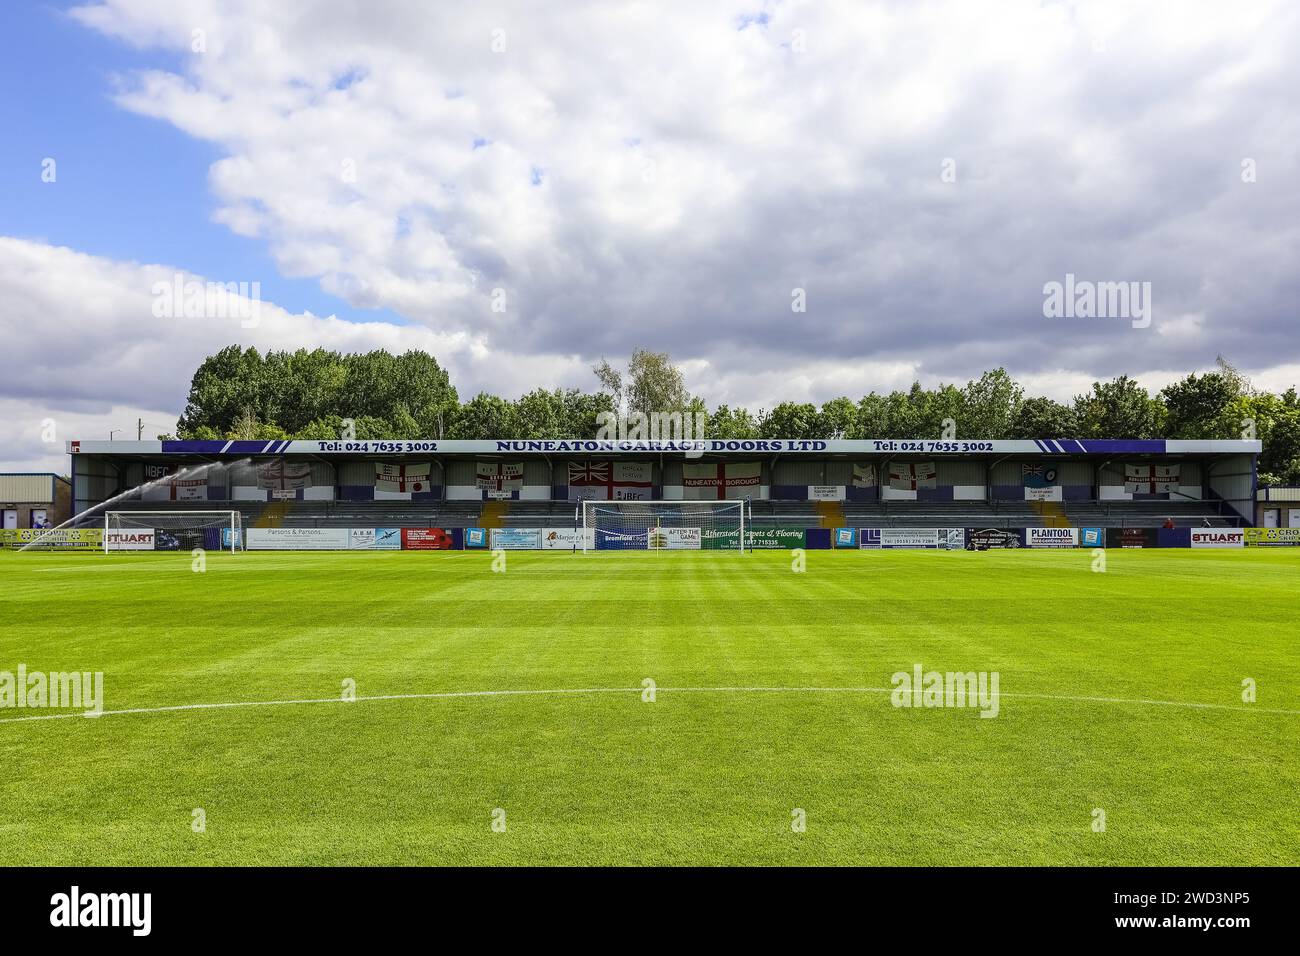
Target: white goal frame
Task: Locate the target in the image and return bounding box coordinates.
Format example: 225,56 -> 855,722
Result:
579,499 -> 748,554
104,511 -> 243,554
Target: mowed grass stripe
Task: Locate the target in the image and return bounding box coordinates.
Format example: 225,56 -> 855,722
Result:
0,548 -> 1296,865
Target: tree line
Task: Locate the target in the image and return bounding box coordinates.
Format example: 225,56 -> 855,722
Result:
173,346 -> 1300,484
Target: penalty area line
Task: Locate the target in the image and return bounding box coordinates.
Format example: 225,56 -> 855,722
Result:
0,685 -> 1297,725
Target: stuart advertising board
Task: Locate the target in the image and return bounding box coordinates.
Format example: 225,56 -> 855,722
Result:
1190,529 -> 1245,549
105,530 -> 156,551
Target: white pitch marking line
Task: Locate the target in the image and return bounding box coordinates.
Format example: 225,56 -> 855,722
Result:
1,685 -> 1297,725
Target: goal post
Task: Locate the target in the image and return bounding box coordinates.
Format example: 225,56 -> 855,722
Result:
104,511 -> 243,554
580,499 -> 748,553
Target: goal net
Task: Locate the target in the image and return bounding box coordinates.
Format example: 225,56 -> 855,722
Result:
580,500 -> 747,552
104,511 -> 243,553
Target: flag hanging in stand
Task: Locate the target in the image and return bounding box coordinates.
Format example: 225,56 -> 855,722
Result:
887,462 -> 937,491
376,462 -> 431,494
1124,464 -> 1179,494
475,462 -> 524,494
681,462 -> 761,500
568,461 -> 653,500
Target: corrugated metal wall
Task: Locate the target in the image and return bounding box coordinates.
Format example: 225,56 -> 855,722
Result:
771,460 -> 833,485
1207,455 -> 1254,516
934,460 -> 985,486
444,460 -> 475,486
0,475 -> 52,500
1058,461 -> 1093,486
337,460 -> 376,486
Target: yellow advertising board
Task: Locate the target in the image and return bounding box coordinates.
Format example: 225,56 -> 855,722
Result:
0,528 -> 103,549
1243,527 -> 1300,545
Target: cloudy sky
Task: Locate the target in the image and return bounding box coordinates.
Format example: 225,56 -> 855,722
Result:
2,0 -> 1298,470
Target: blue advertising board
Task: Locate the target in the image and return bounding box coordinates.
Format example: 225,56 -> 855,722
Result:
596,529 -> 649,550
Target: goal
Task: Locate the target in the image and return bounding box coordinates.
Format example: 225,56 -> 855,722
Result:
580,500 -> 748,553
104,511 -> 243,554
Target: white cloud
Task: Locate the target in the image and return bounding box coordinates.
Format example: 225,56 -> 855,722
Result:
0,237 -> 592,468
4,0 -> 1297,470
64,1 -> 1300,375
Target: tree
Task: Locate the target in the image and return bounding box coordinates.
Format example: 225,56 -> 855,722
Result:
855,385 -> 950,437
817,397 -> 859,438
1238,393 -> 1300,483
512,389 -> 572,439
1261,411 -> 1300,483
1159,371 -> 1241,439
760,402 -> 820,438
594,348 -> 693,418
297,415 -> 349,440
177,346 -> 266,437
176,345 -> 459,439
708,404 -> 760,439
261,348 -> 348,432
1073,376 -> 1165,439
1009,396 -> 1078,438
560,388 -> 617,438
959,368 -> 1023,439
592,358 -> 624,410
451,393 -> 515,440
223,405 -> 287,441
856,393 -> 893,436
345,350 -> 457,437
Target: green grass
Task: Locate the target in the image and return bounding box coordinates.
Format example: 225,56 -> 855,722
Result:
0,547 -> 1297,866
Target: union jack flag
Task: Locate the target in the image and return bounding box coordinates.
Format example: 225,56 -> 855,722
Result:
568,461 -> 652,500
1022,464 -> 1058,488
568,461 -> 611,485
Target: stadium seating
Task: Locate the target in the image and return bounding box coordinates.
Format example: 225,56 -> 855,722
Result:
95,494 -> 1240,531
1066,499 -> 1234,528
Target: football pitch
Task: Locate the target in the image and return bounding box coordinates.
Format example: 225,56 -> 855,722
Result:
1,548 -> 1296,866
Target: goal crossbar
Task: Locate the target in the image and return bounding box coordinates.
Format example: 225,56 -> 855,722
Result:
579,499 -> 748,553
104,510 -> 243,554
